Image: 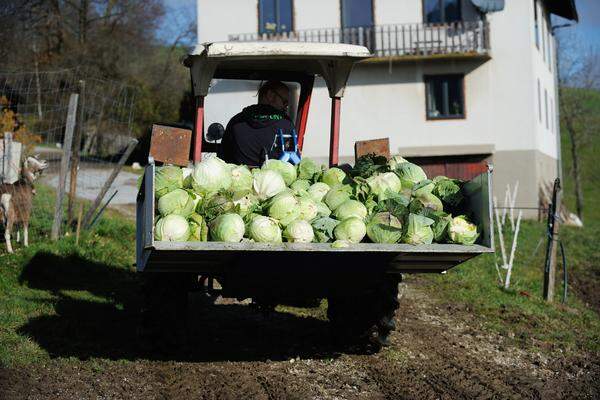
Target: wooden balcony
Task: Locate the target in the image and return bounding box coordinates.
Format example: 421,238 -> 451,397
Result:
229,21 -> 490,61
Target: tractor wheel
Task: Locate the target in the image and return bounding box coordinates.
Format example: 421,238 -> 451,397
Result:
327,275 -> 401,353
139,273 -> 190,350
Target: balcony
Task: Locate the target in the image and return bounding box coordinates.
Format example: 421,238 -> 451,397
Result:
229,21 -> 490,61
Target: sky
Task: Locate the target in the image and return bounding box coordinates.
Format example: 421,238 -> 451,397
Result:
159,0 -> 599,48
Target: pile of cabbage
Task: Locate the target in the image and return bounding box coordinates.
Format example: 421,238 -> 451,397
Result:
153,154 -> 479,246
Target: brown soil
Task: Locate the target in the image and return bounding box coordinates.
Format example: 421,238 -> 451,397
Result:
1,284 -> 599,400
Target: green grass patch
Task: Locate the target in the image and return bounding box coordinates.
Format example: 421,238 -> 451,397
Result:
0,186 -> 137,367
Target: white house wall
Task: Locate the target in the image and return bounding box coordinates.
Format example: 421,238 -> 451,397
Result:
294,0 -> 340,30
197,0 -> 256,42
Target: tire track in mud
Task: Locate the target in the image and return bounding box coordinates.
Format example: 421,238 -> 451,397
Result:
1,283 -> 598,400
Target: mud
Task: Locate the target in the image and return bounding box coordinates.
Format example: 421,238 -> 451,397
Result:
1,284 -> 599,400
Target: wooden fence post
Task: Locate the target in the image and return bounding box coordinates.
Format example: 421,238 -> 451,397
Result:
51,93 -> 78,241
67,80 -> 86,225
81,138 -> 138,229
543,178 -> 561,302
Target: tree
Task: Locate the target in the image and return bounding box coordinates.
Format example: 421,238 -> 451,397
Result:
557,33 -> 600,223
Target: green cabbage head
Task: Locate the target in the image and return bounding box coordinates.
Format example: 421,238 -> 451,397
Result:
283,219 -> 314,243
394,162 -> 427,189
366,172 -> 402,200
324,184 -> 352,211
403,213 -> 434,245
253,169 -> 287,200
307,182 -> 330,202
230,165 -> 254,195
321,167 -> 346,187
262,159 -> 297,186
297,196 -> 319,221
155,214 -> 190,241
366,212 -> 403,244
191,157 -> 232,195
297,158 -> 321,181
268,190 -> 299,226
290,179 -> 311,195
333,200 -> 367,221
334,216 -> 367,243
209,213 -> 245,242
448,216 -> 479,245
155,165 -> 183,198
248,215 -> 282,243
157,188 -> 195,217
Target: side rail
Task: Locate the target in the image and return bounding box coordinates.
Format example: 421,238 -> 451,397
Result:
136,161 -> 155,271
461,167 -> 494,250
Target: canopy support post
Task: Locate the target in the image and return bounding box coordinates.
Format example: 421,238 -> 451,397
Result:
192,96 -> 205,163
329,97 -> 341,166
296,76 -> 315,152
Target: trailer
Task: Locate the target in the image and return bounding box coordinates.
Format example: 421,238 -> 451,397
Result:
137,41 -> 494,351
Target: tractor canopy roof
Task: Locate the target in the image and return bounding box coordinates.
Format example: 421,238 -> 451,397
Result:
183,41 -> 371,98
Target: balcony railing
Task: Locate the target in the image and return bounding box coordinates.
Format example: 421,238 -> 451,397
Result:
229,21 -> 490,58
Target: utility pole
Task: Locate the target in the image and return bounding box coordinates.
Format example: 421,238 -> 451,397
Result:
543,178 -> 561,302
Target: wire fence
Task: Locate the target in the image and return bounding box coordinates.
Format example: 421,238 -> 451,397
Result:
0,68 -> 139,253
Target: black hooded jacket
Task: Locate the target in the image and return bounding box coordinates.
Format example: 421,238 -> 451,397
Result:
218,104 -> 294,166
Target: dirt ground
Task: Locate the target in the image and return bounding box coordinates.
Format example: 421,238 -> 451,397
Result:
1,281 -> 598,400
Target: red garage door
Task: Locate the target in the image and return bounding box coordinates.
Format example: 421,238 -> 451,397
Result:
406,154 -> 490,181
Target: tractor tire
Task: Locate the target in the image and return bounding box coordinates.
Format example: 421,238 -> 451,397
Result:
327,275 -> 401,353
139,273 -> 190,351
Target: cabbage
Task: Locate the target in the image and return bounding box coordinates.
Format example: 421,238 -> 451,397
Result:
155,165 -> 183,198
157,188 -> 195,217
290,179 -> 310,195
267,191 -> 299,226
232,193 -> 260,217
366,212 -> 403,243
366,172 -> 402,200
334,217 -> 367,243
263,159 -> 297,186
230,165 -> 254,195
448,216 -> 479,245
394,162 -> 427,189
324,184 -> 352,211
432,177 -> 464,207
253,169 -> 287,200
297,158 -> 321,181
297,196 -> 319,221
331,240 -> 350,248
155,214 -> 190,241
315,201 -> 331,218
182,167 -> 194,188
333,200 -> 367,221
188,190 -> 202,210
209,213 -> 245,242
307,182 -> 330,202
321,167 -> 346,187
312,217 -> 340,242
417,193 -> 444,212
430,211 -> 452,243
388,155 -> 409,169
283,219 -> 314,243
201,193 -> 234,219
188,213 -> 208,241
191,157 -> 232,195
403,213 -> 434,245
248,215 -> 282,243
412,179 -> 434,197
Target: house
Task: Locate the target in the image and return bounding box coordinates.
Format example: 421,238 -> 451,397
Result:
196,0 -> 578,216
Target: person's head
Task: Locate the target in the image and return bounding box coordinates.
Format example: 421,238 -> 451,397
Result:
258,80 -> 289,112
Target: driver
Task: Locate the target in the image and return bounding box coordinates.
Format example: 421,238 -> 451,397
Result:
218,81 -> 294,166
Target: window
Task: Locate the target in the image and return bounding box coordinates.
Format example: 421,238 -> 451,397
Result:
424,0 -> 462,24
341,0 -> 373,28
537,79 -> 542,123
541,10 -> 546,61
425,75 -> 465,119
545,89 -> 549,129
533,0 -> 540,49
259,0 -> 293,34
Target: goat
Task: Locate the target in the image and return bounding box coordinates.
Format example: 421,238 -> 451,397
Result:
0,156 -> 48,253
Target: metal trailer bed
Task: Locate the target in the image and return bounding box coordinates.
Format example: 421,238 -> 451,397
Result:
136,161 -> 494,275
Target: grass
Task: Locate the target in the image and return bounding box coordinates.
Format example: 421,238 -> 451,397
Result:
418,88 -> 600,355
0,185 -> 136,367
